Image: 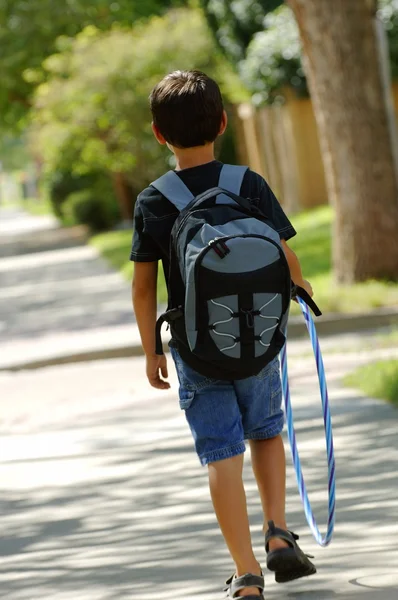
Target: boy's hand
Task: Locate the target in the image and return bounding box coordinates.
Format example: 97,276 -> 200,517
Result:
281,242 -> 313,299
300,279 -> 313,298
146,354 -> 170,390
293,279 -> 314,302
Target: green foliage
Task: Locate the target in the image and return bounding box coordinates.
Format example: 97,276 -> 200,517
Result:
47,170 -> 100,218
345,360 -> 398,406
0,134 -> 30,171
203,0 -> 398,105
378,0 -> 398,78
63,188 -> 120,232
47,169 -> 119,230
0,0 -> 182,130
241,7 -> 307,105
200,0 -> 283,61
31,8 -> 243,190
202,2 -> 305,105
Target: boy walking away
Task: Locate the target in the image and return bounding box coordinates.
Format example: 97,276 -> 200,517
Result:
131,70 -> 316,599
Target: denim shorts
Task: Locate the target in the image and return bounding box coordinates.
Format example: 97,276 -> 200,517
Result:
170,347 -> 284,466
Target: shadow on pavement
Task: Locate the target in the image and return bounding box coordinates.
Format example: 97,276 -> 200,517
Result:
0,365 -> 397,599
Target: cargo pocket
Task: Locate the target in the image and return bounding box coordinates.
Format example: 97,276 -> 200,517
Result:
178,389 -> 196,411
171,346 -> 217,392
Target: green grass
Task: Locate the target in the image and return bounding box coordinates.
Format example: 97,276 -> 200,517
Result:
90,230 -> 133,278
344,360 -> 398,406
289,206 -> 398,314
20,196 -> 52,216
90,204 -> 398,313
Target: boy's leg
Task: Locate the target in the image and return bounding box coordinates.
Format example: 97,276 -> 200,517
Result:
169,348 -> 263,596
208,454 -> 262,597
234,359 -> 288,550
239,359 -> 316,583
249,435 -> 289,550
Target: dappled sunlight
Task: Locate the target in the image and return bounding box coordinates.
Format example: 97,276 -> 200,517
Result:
0,246 -> 132,343
0,352 -> 398,598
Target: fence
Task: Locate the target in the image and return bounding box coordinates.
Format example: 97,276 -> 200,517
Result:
234,82 -> 398,212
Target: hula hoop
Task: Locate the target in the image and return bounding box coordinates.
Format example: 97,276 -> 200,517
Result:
280,297 -> 336,547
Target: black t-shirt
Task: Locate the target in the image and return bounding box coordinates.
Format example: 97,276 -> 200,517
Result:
130,161 -> 296,279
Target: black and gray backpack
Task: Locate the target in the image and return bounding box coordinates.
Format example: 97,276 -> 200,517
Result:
153,164 -> 314,381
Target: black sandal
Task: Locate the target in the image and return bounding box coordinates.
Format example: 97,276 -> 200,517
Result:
265,520 -> 316,583
224,571 -> 265,599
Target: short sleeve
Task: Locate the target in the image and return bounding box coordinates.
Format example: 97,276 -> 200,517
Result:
259,180 -> 296,241
130,197 -> 162,262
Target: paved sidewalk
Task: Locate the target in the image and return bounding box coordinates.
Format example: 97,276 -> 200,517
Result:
0,208 -> 140,369
1,207 -> 398,371
0,337 -> 397,599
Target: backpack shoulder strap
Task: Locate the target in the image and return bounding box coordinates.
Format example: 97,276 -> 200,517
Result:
151,171 -> 194,211
218,164 -> 248,195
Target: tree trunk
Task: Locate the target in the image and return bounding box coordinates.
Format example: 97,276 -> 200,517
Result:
287,0 -> 398,282
112,172 -> 133,223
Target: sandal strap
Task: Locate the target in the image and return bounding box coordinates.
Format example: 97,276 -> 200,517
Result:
265,520 -> 300,553
231,597 -> 264,600
227,573 -> 264,598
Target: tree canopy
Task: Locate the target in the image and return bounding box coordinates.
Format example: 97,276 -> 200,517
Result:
200,0 -> 283,61
379,0 -> 398,78
240,6 -> 305,105
201,0 -> 398,106
30,8 -> 242,189
0,0 -> 182,130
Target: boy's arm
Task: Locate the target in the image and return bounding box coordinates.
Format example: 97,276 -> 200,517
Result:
281,239 -> 313,298
132,261 -> 170,390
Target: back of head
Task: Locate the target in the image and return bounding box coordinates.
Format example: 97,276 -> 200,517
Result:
150,70 -> 224,149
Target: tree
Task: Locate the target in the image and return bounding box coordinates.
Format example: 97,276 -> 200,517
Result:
0,0 -> 182,130
286,0 -> 398,282
0,134 -> 30,171
203,0 -> 398,107
240,6 -> 306,105
200,0 -> 283,61
30,8 -> 242,219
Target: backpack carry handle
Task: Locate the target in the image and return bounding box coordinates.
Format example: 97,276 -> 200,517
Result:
187,186 -> 261,216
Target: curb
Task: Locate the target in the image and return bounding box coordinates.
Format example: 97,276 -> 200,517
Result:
288,306 -> 398,338
2,307 -> 397,373
0,225 -> 89,258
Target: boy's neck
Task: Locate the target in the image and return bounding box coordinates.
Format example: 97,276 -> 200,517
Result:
173,144 -> 216,171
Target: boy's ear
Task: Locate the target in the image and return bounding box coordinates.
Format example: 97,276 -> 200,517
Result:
218,110 -> 228,136
151,122 -> 167,145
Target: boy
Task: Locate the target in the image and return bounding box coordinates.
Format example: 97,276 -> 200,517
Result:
131,70 -> 316,599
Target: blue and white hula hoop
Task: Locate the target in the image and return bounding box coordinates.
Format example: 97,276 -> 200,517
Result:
280,297 -> 336,547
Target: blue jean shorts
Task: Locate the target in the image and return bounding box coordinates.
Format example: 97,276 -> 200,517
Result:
170,347 -> 284,466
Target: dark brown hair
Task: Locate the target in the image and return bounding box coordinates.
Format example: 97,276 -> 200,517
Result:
150,70 -> 224,149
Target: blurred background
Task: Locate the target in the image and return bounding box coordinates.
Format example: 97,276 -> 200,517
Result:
1,2 -> 398,599
2,1 -> 398,313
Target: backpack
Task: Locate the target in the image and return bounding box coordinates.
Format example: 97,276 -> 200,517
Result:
152,164 -> 308,381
